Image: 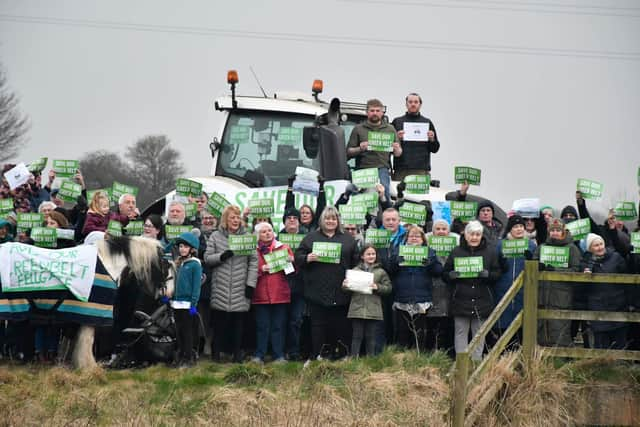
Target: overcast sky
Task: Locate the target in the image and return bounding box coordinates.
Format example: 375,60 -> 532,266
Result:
1,0 -> 639,218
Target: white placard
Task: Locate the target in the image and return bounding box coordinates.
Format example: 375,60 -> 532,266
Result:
292,166 -> 320,196
3,163 -> 31,190
344,269 -> 374,294
402,122 -> 429,142
511,198 -> 541,218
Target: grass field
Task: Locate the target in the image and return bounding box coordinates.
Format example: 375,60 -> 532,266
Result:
0,348 -> 638,426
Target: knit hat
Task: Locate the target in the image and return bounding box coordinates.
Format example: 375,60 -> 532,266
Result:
282,207 -> 301,222
476,200 -> 494,217
505,214 -> 526,234
560,205 -> 578,220
586,233 -> 604,251
175,231 -> 200,251
547,218 -> 566,232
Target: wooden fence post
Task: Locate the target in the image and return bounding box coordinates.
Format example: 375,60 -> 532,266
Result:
522,260 -> 539,364
452,352 -> 470,427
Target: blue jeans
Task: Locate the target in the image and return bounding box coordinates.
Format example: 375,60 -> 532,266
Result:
254,303 -> 288,360
286,294 -> 305,358
378,167 -> 391,202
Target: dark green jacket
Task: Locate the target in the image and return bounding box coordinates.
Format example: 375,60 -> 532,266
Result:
347,120 -> 398,169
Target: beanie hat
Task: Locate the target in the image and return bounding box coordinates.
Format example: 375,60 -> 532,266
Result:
505,214 -> 526,234
540,205 -> 554,215
282,207 -> 301,223
586,233 -> 604,251
175,231 -> 199,251
476,200 -> 494,217
560,205 -> 578,219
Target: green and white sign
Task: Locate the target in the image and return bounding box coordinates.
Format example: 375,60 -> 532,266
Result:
339,204 -> 367,225
277,127 -> 303,145
454,256 -> 484,278
165,225 -> 190,241
367,131 -> 395,152
0,198 -> 13,213
399,202 -> 426,225
184,202 -> 198,221
263,249 -> 291,273
405,175 -> 430,194
365,229 -> 391,249
31,227 -> 57,248
248,198 -> 274,217
502,238 -> 529,258
576,178 -> 603,200
107,220 -> 123,237
228,234 -> 257,256
454,166 -> 481,185
399,245 -> 429,266
614,201 -> 637,221
28,157 -> 48,173
111,181 -> 139,203
58,180 -> 82,203
0,242 -> 98,301
53,160 -> 79,178
229,125 -> 251,145
539,245 -> 570,269
17,213 -> 43,231
351,192 -> 378,213
352,168 -> 379,189
565,218 -> 590,241
450,201 -> 478,221
312,241 -> 342,264
279,233 -> 304,250
428,235 -> 457,257
176,178 -> 203,197
124,220 -> 144,236
631,232 -> 640,254
206,192 -> 231,217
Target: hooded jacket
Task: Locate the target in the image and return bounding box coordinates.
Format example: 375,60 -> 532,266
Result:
347,120 -> 399,170
173,257 -> 202,308
391,112 -> 440,172
253,239 -> 293,305
346,262 -> 392,320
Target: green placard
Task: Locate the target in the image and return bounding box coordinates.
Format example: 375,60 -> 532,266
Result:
124,220 -> 144,236
339,204 -> 367,225
175,178 -> 203,197
248,198 -> 274,217
502,238 -> 529,258
277,127 -> 303,145
367,131 -> 395,152
165,225 -> 190,240
539,245 -> 570,269
278,233 -> 304,250
312,242 -> 342,264
399,245 -> 429,266
399,202 -> 426,225
352,168 -> 379,189
31,227 -> 57,248
111,181 -> 139,203
631,232 -> 640,254
365,229 -> 391,249
228,234 -> 257,256
428,235 -> 457,257
263,249 -> 291,273
454,256 -> 484,278
454,166 -> 481,185
614,201 -> 637,221
17,213 -> 44,231
206,192 -> 230,217
565,218 -> 590,241
28,157 -> 48,173
405,175 -> 430,194
576,178 -> 603,200
184,202 -> 198,221
229,125 -> 251,145
450,201 -> 478,221
58,180 -> 82,203
0,198 -> 13,213
107,220 -> 123,237
351,192 -> 378,213
53,160 -> 79,178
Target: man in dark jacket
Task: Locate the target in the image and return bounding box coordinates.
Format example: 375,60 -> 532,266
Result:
391,93 -> 440,181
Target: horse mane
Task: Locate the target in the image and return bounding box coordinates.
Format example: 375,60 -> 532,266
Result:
97,236 -> 165,288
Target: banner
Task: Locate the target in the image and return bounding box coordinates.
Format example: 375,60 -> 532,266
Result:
454,166 -> 481,185
228,234 -> 257,256
399,245 -> 429,266
206,192 -> 231,217
0,242 -> 98,301
175,178 -> 203,197
502,239 -> 529,258
278,233 -> 304,250
263,249 -> 291,273
399,202 -> 426,225
365,229 -> 391,249
454,256 -> 484,278
367,131 -> 395,152
428,235 -> 457,257
539,245 -> 570,268
576,178 -> 603,200
450,201 -> 477,221
312,241 -> 342,264
405,175 -> 430,194
352,168 -> 379,189
565,218 -> 590,241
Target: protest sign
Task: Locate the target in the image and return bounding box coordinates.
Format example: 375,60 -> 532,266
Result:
365,229 -> 392,249
248,198 -> 274,217
28,157 -> 48,173
565,218 -> 590,241
228,234 -> 257,256
511,198 -> 540,218
263,249 -> 291,273
502,239 -> 529,258
367,131 -> 395,152
539,245 -> 570,268
111,181 -> 139,204
428,235 -> 457,257
56,229 -> 75,240
31,227 -> 57,248
339,204 -> 368,225
58,180 -> 82,203
454,166 -> 481,185
399,202 -> 426,225
206,192 -> 230,217
312,242 -> 342,264
124,220 -> 144,236
404,174 -> 430,194
399,245 -> 429,266
614,202 -> 637,221
279,233 -> 304,250
53,160 -> 79,178
351,192 -> 378,213
344,269 -> 374,294
576,178 -> 603,200
431,201 -> 452,225
454,256 -> 484,278
184,202 -> 198,221
402,122 -> 429,142
164,225 -> 190,240
292,166 -> 320,196
17,212 -> 43,231
3,163 -> 30,190
352,168 -> 379,189
107,220 -> 123,237
631,232 -> 640,254
0,198 -> 13,213
176,178 -> 203,197
450,201 -> 478,221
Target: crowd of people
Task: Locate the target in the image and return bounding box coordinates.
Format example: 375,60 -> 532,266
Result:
0,94 -> 639,368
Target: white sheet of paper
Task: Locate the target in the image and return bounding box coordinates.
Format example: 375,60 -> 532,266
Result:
403,122 -> 429,141
344,269 -> 374,294
512,198 -> 541,218
3,162 -> 31,190
293,166 -> 320,196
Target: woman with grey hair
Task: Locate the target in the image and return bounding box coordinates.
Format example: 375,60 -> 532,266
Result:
294,206 -> 359,362
443,220 -> 502,360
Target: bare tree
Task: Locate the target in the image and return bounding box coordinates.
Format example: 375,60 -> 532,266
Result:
0,66 -> 30,162
79,150 -> 135,190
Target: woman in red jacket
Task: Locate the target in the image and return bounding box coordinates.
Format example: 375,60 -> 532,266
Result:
251,221 -> 293,363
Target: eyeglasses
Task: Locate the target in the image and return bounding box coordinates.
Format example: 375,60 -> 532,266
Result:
202,217 -> 215,222
344,227 -> 357,231
143,223 -> 154,228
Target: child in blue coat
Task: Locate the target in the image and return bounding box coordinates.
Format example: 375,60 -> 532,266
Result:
172,232 -> 202,367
